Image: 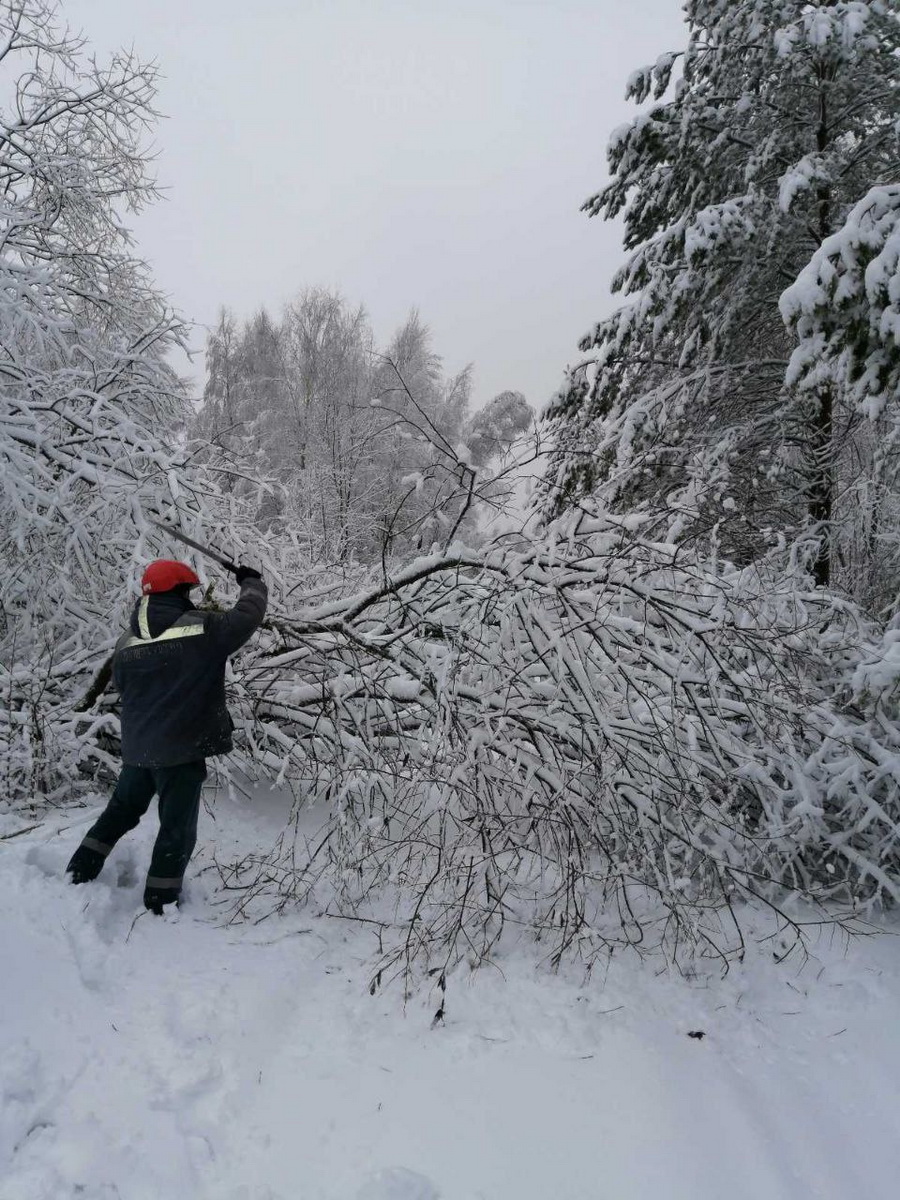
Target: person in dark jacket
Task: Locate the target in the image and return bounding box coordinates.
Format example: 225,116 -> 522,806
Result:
66,558 -> 268,914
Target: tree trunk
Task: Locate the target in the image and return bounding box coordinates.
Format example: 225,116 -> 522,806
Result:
810,386 -> 834,588
810,72 -> 835,588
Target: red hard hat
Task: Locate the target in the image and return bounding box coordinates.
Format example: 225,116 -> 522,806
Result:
141,559 -> 201,595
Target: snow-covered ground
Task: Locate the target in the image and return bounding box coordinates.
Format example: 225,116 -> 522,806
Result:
3,786 -> 900,1200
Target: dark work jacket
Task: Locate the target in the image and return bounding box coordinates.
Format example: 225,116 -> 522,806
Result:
111,577 -> 268,767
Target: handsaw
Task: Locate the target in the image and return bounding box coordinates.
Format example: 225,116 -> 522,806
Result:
150,519 -> 239,575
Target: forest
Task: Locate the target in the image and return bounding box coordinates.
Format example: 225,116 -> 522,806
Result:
3,0 -> 900,991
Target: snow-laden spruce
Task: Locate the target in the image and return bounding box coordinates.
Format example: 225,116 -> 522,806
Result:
543,0 -> 900,602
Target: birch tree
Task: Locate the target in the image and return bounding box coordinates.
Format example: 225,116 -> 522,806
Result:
0,0 -> 233,800
197,299 -> 475,562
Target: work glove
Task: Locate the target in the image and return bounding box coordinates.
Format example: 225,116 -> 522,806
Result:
234,564 -> 263,584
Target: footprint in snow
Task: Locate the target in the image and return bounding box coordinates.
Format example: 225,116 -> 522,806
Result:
23,844 -> 61,878
356,1167 -> 440,1200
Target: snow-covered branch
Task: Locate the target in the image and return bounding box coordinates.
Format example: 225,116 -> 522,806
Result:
219,508 -> 900,981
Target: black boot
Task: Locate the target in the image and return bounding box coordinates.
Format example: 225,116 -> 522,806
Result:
144,886 -> 180,915
66,845 -> 106,885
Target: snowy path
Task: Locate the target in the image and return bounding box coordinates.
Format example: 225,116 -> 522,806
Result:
3,793 -> 900,1200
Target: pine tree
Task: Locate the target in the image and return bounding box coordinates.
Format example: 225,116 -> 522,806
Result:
781,183 -> 900,604
544,1 -> 900,595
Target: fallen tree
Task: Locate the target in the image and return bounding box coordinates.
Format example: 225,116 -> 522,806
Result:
216,503 -> 900,984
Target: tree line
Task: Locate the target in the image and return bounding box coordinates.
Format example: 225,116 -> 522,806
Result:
196,296 -> 532,564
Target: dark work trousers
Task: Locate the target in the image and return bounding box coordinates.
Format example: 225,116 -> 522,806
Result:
79,761 -> 207,899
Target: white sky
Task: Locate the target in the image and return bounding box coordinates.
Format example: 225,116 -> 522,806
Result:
61,0 -> 686,408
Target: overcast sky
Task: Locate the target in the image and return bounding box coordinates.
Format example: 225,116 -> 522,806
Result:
62,0 -> 686,409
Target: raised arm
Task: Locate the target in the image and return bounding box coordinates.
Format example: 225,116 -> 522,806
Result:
205,567 -> 268,656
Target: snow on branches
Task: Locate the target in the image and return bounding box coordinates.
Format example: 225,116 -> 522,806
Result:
4,0 -> 899,990
0,1 -> 255,801
543,0 -> 900,597
220,510 -> 900,981
782,185 -> 900,420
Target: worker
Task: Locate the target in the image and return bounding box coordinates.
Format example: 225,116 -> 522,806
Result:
65,558 -> 267,914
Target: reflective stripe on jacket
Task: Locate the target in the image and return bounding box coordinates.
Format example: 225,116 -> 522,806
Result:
112,577 -> 268,767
